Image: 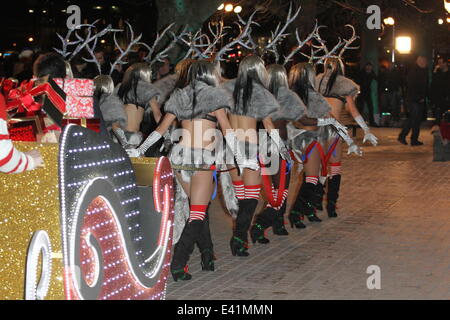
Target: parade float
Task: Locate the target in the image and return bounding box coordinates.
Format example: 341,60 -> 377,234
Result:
0,78 -> 175,300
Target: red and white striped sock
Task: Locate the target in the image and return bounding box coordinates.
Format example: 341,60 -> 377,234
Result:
267,188 -> 278,208
233,180 -> 245,200
330,162 -> 342,177
189,204 -> 208,222
305,176 -> 319,185
245,185 -> 261,200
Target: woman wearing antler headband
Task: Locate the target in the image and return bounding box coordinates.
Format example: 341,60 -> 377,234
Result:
115,63 -> 163,151
127,60 -> 255,281
315,57 -> 377,218
221,55 -> 292,257
286,62 -> 361,227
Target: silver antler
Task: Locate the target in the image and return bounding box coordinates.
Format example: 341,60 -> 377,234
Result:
179,28 -> 212,60
263,3 -> 302,63
53,23 -> 94,58
338,24 -> 359,58
283,20 -> 319,66
109,21 -> 143,75
215,10 -> 259,62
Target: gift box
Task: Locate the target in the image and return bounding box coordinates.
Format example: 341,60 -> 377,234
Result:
54,78 -> 94,119
8,114 -> 45,142
62,117 -> 100,133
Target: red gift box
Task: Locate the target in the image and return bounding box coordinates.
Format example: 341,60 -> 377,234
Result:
8,115 -> 45,142
54,78 -> 94,119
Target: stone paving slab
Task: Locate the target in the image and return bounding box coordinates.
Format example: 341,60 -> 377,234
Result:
166,128 -> 450,300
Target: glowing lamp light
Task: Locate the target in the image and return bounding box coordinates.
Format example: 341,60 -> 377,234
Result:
28,37 -> 34,42
100,39 -> 106,44
225,4 -> 234,12
234,5 -> 242,13
396,36 -> 412,54
438,18 -> 444,24
218,3 -> 224,10
445,0 -> 450,14
384,17 -> 395,26
28,9 -> 34,13
447,17 -> 450,23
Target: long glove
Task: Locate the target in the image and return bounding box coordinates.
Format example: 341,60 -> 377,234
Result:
112,127 -> 131,148
269,130 -> 292,163
126,131 -> 162,158
224,131 -> 259,171
354,115 -> 378,146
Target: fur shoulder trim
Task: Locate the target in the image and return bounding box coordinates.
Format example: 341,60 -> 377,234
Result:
271,87 -> 307,121
99,94 -> 127,128
164,81 -> 232,120
233,82 -> 279,120
306,90 -> 331,118
316,74 -> 360,98
153,74 -> 178,105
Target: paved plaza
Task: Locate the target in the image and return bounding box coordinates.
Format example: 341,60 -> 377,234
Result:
167,127 -> 450,300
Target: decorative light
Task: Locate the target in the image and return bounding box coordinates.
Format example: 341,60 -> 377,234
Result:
447,17 -> 450,23
378,37 -> 382,41
100,39 -> 106,44
28,9 -> 34,13
234,5 -> 242,13
383,17 -> 395,26
42,10 -> 47,14
218,3 -> 224,10
396,36 -> 412,54
438,18 -> 444,24
94,6 -> 102,10
445,0 -> 450,14
225,4 -> 234,12
28,37 -> 34,42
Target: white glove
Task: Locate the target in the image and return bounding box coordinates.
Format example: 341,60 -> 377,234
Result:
126,148 -> 142,158
112,127 -> 129,147
269,130 -> 292,163
136,131 -> 162,155
363,132 -> 378,146
317,118 -> 347,132
224,131 -> 259,171
347,143 -> 363,156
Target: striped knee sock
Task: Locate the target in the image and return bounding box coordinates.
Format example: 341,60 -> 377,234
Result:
233,180 -> 245,200
305,176 -> 319,185
330,162 -> 342,177
189,205 -> 208,222
244,185 -> 261,200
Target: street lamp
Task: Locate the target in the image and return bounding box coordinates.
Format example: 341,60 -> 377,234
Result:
395,36 -> 412,54
383,17 -> 396,63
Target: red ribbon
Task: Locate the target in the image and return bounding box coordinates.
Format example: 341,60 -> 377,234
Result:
260,158 -> 287,208
6,80 -> 66,115
0,79 -> 18,96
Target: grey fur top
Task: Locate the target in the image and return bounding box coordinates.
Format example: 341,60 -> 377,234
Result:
99,94 -> 127,128
270,87 -> 307,121
114,80 -> 161,110
315,74 -> 360,99
153,73 -> 178,105
306,89 -> 332,118
222,79 -> 279,120
164,80 -> 232,120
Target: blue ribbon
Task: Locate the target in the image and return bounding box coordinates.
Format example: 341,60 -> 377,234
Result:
211,169 -> 218,200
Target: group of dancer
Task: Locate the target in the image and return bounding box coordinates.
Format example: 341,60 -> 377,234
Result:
1,6 -> 379,283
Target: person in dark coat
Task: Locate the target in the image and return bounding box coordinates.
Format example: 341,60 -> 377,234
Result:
398,56 -> 429,146
430,57 -> 450,125
357,62 -> 378,126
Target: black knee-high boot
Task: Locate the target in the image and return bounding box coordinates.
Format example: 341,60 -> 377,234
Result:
171,220 -> 202,281
313,182 -> 325,211
272,202 -> 289,236
290,181 -> 322,226
196,208 -> 215,271
327,175 -> 341,218
231,199 -> 258,256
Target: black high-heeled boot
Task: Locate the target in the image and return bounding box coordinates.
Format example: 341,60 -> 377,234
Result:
230,199 -> 249,257
291,181 -> 322,223
196,210 -> 215,271
171,220 -> 202,281
326,175 -> 341,218
272,202 -> 289,235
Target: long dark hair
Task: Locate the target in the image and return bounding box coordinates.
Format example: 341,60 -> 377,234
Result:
233,55 -> 269,114
319,57 -> 344,96
186,60 -> 220,119
288,63 -> 315,107
117,63 -> 152,104
267,64 -> 288,97
174,59 -> 195,89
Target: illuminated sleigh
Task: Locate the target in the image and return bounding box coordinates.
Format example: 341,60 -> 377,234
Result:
0,125 -> 174,300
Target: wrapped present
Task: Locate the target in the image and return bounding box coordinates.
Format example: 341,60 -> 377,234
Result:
0,78 -> 19,96
54,78 -> 94,119
62,118 -> 100,133
8,114 -> 45,142
6,79 -> 66,127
